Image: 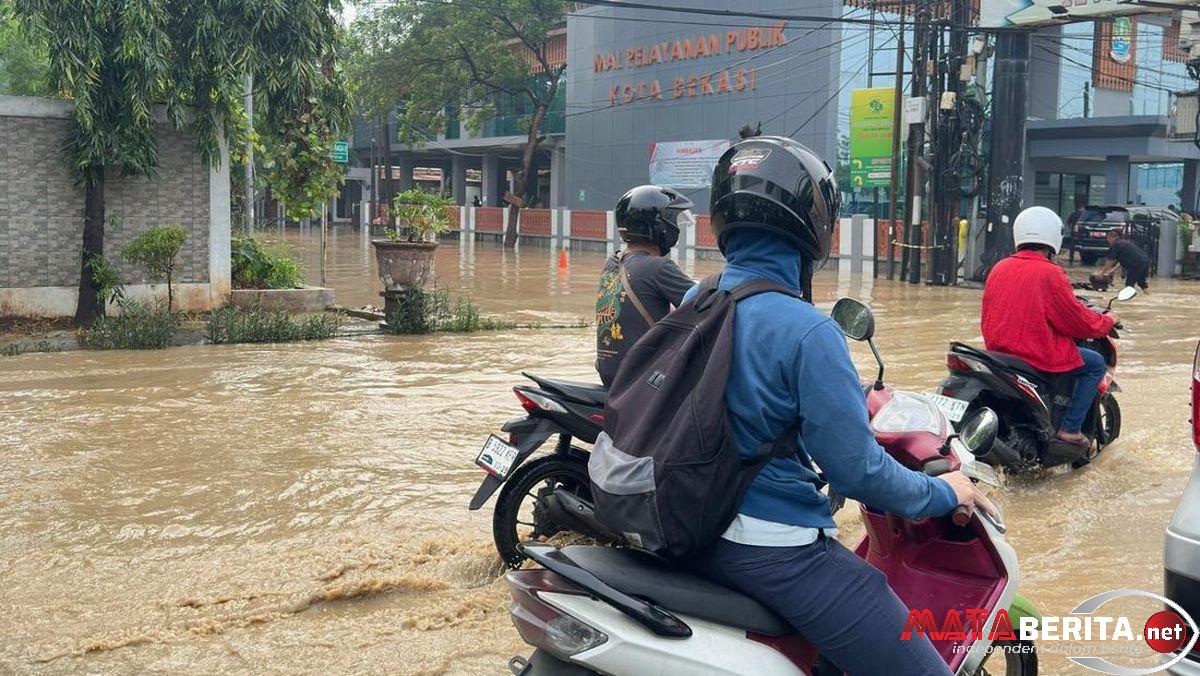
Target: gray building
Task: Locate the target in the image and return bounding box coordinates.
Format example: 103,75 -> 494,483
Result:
352,0 -> 843,217
564,0 -> 843,212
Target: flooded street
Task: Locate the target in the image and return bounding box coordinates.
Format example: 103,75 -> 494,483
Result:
1,227 -> 1197,674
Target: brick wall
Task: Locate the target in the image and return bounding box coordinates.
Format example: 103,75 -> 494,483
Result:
0,96 -> 230,317
0,113 -> 212,288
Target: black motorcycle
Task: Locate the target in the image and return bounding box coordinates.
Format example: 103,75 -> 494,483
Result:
468,373 -> 612,567
935,286 -> 1136,471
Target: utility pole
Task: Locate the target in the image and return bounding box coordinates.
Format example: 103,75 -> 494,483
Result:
904,0 -> 930,285
868,7 -> 880,278
981,31 -> 1032,276
929,0 -> 971,286
244,73 -> 255,235
886,0 -> 907,280
381,113 -> 394,224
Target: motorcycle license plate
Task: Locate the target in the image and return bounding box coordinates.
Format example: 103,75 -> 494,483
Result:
926,393 -> 969,423
476,435 -> 520,480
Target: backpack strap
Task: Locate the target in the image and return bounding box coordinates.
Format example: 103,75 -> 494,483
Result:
692,273 -> 724,311
730,279 -> 803,303
751,423 -> 799,461
616,251 -> 656,327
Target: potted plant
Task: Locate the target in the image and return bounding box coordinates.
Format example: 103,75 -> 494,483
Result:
372,188 -> 452,291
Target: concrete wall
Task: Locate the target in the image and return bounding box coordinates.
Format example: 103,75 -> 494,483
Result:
565,0 -> 842,213
0,96 -> 230,317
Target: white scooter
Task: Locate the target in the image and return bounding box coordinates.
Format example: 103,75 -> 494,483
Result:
501,299 -> 1039,675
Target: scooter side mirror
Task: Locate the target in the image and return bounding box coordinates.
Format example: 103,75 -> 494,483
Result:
1115,286 -> 1138,302
832,298 -> 875,342
959,408 -> 999,458
832,298 -> 885,391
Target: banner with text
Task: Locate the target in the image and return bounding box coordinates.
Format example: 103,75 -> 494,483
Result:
648,139 -> 731,189
849,87 -> 895,190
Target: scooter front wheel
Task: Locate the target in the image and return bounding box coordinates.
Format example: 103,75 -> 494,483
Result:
493,454 -> 592,568
977,639 -> 1038,676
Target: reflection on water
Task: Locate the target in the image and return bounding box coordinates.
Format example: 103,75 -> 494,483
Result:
1,228 -> 1198,674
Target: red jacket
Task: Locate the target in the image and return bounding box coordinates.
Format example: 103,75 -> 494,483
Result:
981,250 -> 1115,373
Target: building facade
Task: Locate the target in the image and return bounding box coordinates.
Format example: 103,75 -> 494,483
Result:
352,3 -> 1199,226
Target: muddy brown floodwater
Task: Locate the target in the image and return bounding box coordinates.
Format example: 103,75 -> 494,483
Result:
1,226 -> 1197,675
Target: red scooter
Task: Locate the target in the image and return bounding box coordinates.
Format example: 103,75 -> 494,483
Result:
502,299 -> 1039,676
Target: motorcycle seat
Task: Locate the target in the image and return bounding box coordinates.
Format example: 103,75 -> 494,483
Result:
561,545 -> 793,637
949,343 -> 1048,384
523,373 -> 607,407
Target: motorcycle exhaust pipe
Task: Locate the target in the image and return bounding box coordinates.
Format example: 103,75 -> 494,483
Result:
544,489 -> 622,542
976,437 -> 1021,466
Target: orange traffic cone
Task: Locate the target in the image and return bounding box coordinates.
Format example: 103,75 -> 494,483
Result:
558,248 -> 569,272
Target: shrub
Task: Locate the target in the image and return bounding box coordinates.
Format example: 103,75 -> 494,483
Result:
121,226 -> 187,311
385,288 -> 514,335
231,235 -> 305,290
388,188 -> 453,242
80,301 -> 180,350
207,307 -> 341,344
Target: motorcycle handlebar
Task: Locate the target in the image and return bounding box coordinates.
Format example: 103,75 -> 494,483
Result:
951,506 -> 972,527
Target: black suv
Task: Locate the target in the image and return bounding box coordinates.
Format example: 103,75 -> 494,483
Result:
1070,205 -> 1174,266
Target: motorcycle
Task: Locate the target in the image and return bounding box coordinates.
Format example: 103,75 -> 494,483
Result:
935,286 -> 1137,471
468,373 -> 610,567
501,298 -> 1039,676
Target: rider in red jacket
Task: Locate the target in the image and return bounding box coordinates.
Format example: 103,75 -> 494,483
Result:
982,206 -> 1117,447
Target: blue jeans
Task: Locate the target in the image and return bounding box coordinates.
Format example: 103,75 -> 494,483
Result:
1061,347 -> 1108,434
687,537 -> 950,676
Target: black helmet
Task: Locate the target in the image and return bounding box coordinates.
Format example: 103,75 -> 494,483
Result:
709,136 -> 840,261
615,185 -> 696,255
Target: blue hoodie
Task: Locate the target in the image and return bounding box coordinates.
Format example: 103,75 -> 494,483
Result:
684,228 -> 958,529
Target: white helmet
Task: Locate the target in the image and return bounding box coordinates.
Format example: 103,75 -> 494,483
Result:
1012,206 -> 1064,254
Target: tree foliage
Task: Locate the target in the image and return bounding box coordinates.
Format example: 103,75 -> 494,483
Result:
11,0 -> 350,324
349,0 -> 566,245
0,8 -> 50,96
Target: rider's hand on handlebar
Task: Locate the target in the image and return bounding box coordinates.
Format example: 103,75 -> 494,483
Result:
939,471 -> 998,519
1107,312 -> 1120,325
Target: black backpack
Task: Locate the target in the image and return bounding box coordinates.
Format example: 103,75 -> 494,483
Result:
588,274 -> 800,559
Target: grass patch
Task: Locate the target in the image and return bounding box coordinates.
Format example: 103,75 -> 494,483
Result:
207,307 -> 341,344
80,302 -> 180,350
385,288 -> 515,335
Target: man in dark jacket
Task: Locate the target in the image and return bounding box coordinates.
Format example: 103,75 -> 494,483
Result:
1100,228 -> 1151,293
595,185 -> 695,386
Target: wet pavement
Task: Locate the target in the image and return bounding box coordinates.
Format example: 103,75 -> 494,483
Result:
0,225 -> 1197,674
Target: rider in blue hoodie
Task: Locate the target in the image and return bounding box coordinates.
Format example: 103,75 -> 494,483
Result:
684,137 -> 989,675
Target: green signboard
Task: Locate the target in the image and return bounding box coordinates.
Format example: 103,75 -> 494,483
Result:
849,87 -> 895,190
332,140 -> 350,164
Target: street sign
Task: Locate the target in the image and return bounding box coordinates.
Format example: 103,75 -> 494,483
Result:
981,0 -> 1191,28
331,140 -> 349,164
849,87 -> 895,190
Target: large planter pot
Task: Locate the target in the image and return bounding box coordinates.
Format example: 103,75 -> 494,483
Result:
372,240 -> 438,291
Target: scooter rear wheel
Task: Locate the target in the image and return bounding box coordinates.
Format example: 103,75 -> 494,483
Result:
1095,394 -> 1121,447
493,454 -> 591,568
977,638 -> 1038,675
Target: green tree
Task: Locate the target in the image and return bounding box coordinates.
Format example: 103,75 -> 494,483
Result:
121,226 -> 187,311
0,9 -> 49,96
12,0 -> 349,326
350,0 -> 566,247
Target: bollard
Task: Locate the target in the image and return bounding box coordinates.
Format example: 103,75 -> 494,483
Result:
558,248 -> 569,272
